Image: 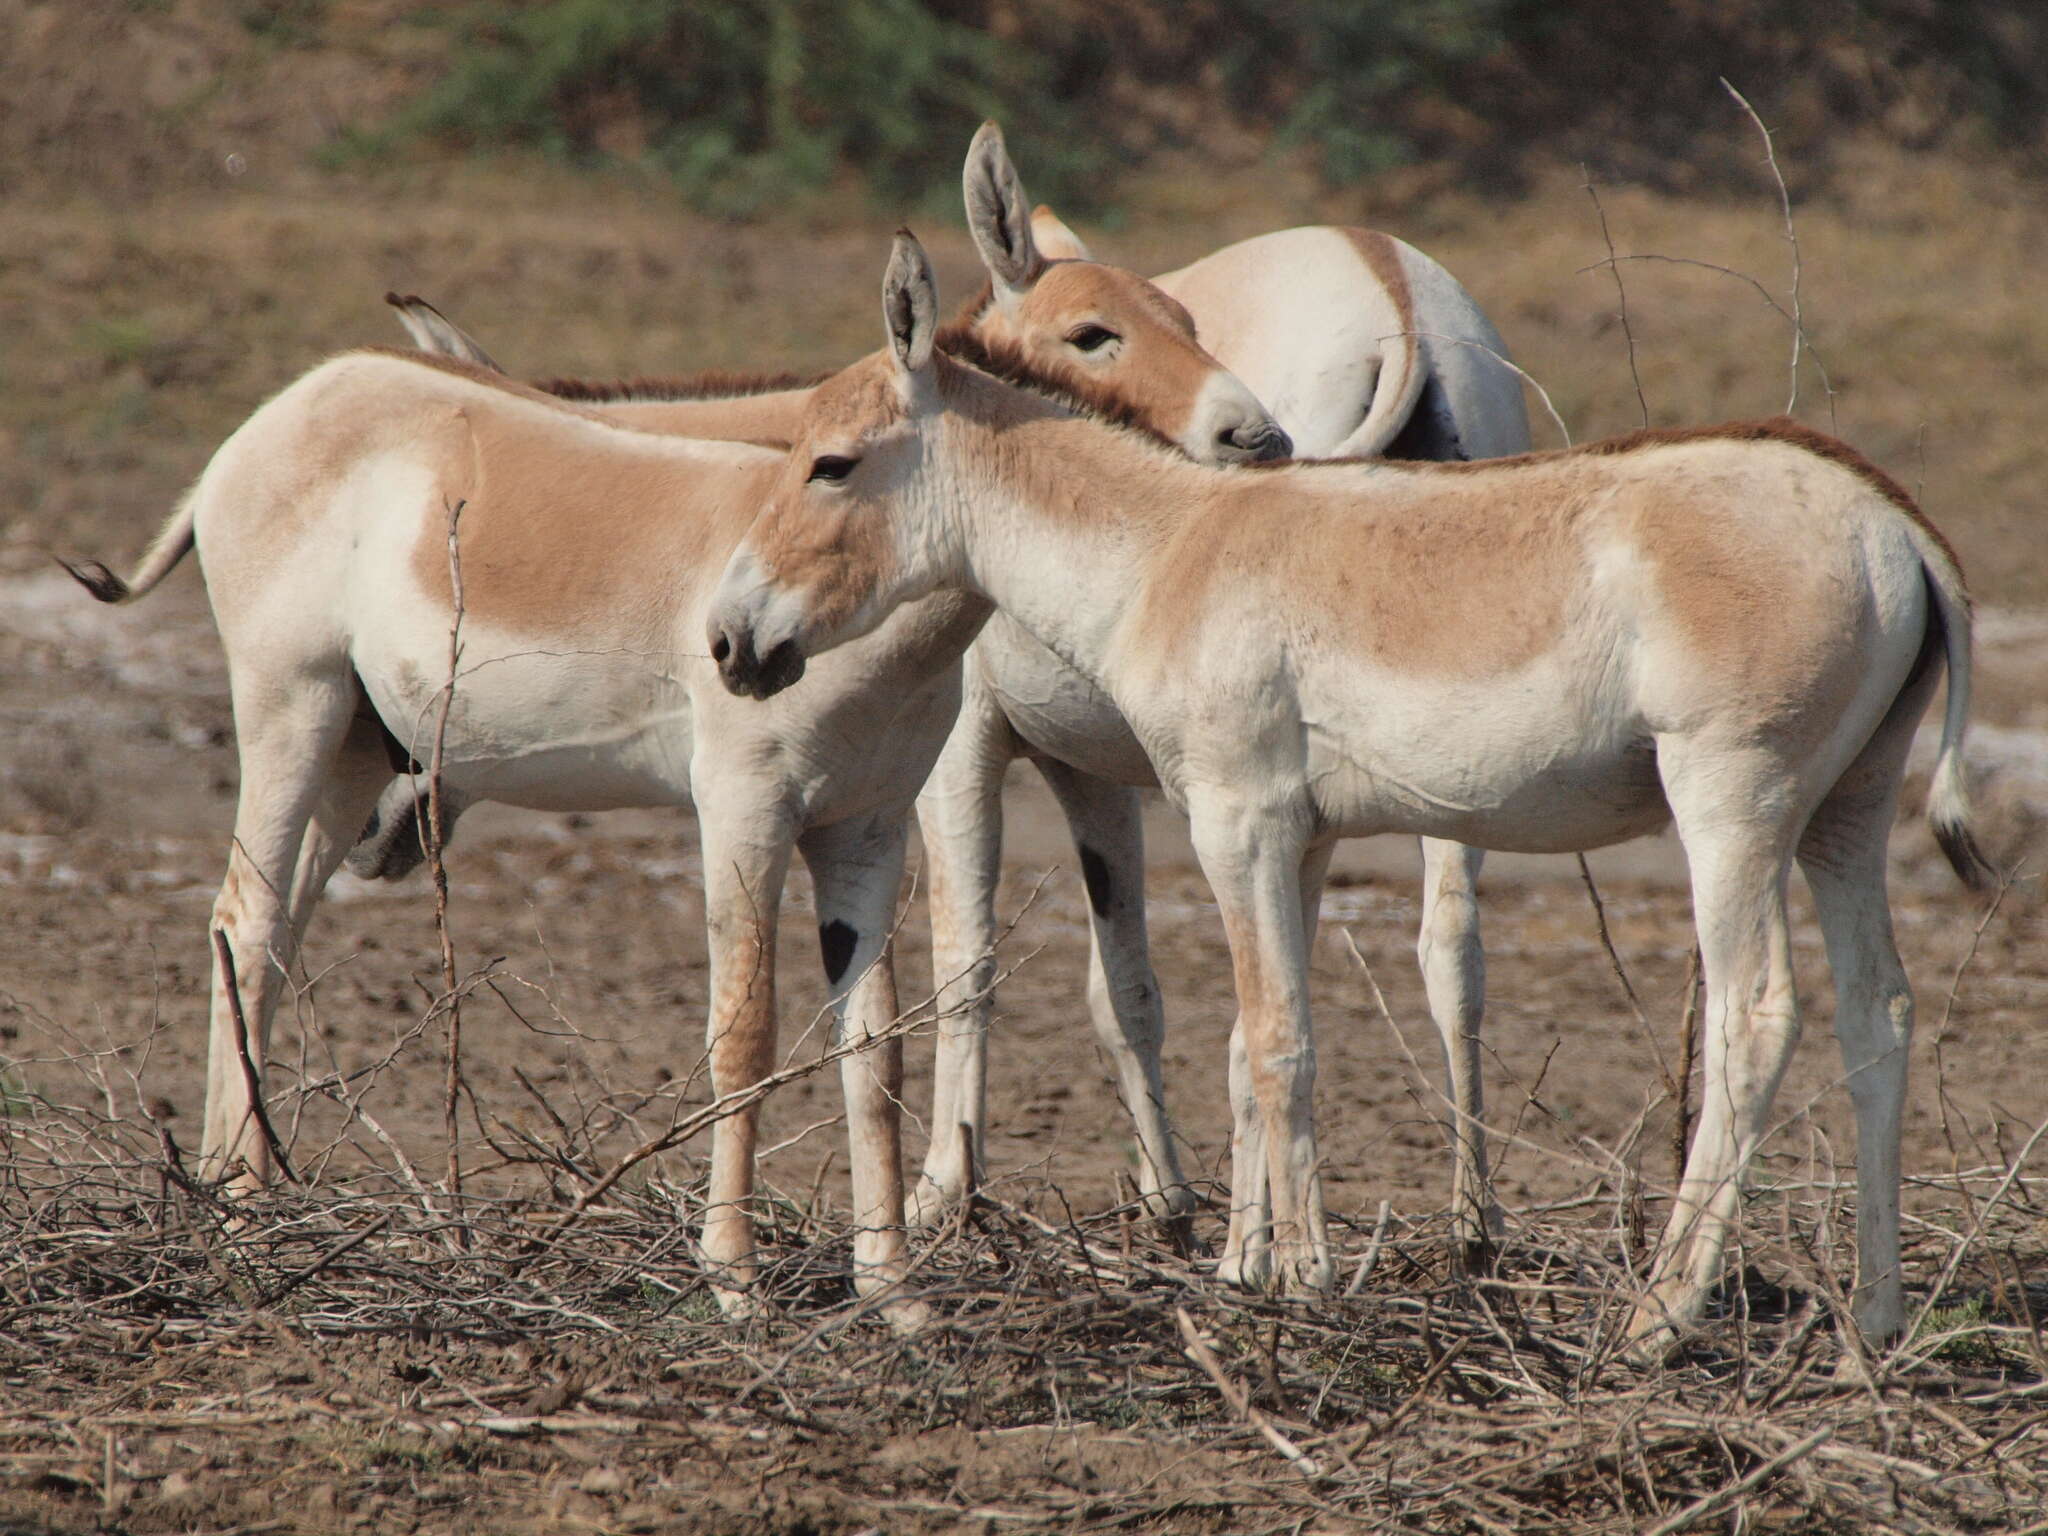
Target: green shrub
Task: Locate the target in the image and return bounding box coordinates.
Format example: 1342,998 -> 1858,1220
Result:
381,0 -> 1106,215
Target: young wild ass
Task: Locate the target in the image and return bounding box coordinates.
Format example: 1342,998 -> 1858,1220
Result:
914,131 -> 1532,1251
707,234 -> 1988,1345
68,213 -> 1285,1318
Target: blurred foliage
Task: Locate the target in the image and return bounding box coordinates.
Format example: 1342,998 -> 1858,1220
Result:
370,0 -> 2048,211
374,0 -> 1109,216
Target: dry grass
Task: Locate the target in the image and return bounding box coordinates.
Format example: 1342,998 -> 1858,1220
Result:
4,1072 -> 2044,1534
4,867 -> 2046,1536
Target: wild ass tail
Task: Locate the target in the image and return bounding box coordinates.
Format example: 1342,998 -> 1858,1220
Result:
1911,527 -> 1994,890
59,485 -> 197,605
1328,326 -> 1427,460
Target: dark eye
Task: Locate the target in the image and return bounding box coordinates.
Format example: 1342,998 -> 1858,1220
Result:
1067,324 -> 1117,353
808,455 -> 858,483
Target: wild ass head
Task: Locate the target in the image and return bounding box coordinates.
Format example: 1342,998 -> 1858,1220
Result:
956,123 -> 1288,466
708,234 -> 1007,698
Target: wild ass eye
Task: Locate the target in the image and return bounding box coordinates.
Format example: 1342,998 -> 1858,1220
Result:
807,455 -> 859,484
1066,324 -> 1117,353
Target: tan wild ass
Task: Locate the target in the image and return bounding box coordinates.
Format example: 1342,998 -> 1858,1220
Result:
707,234 -> 1988,1345
67,211 -> 1285,1318
914,132 -> 1532,1253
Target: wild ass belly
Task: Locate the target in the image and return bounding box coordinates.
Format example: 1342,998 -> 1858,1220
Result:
1301,670 -> 1671,853
977,615 -> 1157,785
353,614 -> 698,812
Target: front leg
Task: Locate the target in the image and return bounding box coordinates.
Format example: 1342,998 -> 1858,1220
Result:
1192,795 -> 1332,1294
695,807 -> 796,1314
798,813 -> 921,1324
911,672 -> 1018,1223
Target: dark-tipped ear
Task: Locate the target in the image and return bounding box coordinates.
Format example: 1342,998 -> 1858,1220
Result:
1029,203 -> 1093,262
883,230 -> 938,377
962,120 -> 1040,295
384,292 -> 504,373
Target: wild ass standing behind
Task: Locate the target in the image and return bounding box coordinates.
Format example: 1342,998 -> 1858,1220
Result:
707,233 -> 1988,1346
913,129 -> 1532,1254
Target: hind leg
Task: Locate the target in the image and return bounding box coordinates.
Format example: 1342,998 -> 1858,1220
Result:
1037,759 -> 1193,1228
1417,837 -> 1498,1269
203,672 -> 370,1186
1632,749 -> 1805,1343
1795,660 -> 1936,1342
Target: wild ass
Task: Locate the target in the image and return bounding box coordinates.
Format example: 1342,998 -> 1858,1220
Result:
67,210 -> 1285,1317
707,234 -> 1987,1345
914,131 -> 1533,1250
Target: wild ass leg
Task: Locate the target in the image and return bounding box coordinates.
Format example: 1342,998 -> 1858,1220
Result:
1036,760 -> 1194,1232
1220,843 -> 1332,1285
1793,668 -> 1934,1342
203,672 -> 370,1186
1202,802 -> 1332,1294
797,814 -> 918,1314
1632,751 -> 1804,1344
1416,837 -> 1499,1269
911,675 -> 1017,1223
694,800 -> 795,1313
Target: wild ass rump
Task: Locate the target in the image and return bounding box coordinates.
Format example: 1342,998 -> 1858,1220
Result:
707,234 -> 1987,1347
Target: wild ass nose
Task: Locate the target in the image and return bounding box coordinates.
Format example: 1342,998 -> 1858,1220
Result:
1221,418 -> 1293,462
709,617 -> 807,700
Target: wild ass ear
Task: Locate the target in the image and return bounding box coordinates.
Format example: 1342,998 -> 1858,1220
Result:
962,120 -> 1041,297
1028,203 -> 1093,262
384,292 -> 504,373
882,231 -> 939,382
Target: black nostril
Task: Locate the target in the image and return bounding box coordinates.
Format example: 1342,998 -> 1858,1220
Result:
711,633 -> 731,664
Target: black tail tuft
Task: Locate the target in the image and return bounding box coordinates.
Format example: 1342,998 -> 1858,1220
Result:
57,556 -> 130,604
1933,813 -> 1996,892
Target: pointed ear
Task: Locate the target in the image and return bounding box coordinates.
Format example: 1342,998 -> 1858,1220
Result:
1029,204 -> 1093,262
384,292 -> 504,373
882,230 -> 938,380
962,120 -> 1041,296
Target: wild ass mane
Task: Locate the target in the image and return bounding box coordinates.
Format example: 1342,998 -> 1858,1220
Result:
533,367 -> 831,403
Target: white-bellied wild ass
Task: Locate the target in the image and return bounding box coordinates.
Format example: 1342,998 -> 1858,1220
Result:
708,233 -> 1988,1345
64,199 -> 1286,1318
913,131 -> 1532,1251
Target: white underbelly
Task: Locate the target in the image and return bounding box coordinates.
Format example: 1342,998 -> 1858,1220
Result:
976,617 -> 1157,786
1304,670 -> 1669,852
357,618 -> 696,812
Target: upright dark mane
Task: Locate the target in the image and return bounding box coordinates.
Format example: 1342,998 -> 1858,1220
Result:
934,326 -> 1185,456
532,368 -> 830,404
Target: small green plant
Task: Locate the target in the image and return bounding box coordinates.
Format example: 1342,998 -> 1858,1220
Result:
79,316 -> 156,369
1915,1296 -> 2006,1368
